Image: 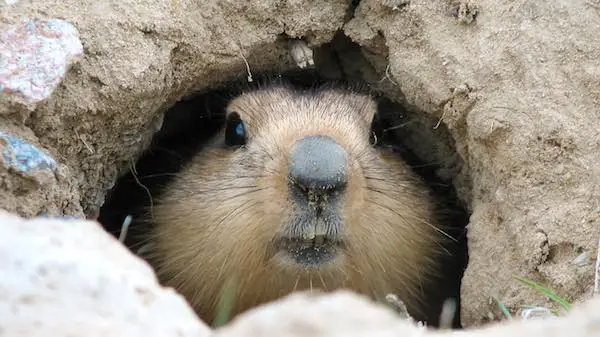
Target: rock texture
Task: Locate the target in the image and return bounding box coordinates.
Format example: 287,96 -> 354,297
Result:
0,210 -> 211,337
0,0 -> 599,329
0,18 -> 83,105
215,291 -> 600,337
0,124 -> 83,217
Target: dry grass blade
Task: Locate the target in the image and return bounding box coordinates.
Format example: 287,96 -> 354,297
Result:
118,215 -> 133,243
438,298 -> 457,329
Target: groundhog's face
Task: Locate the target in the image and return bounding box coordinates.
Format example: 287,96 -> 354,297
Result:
219,86 -> 376,270
151,85 -> 440,320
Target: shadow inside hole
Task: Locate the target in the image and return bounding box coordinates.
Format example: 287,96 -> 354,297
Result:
373,96 -> 470,329
98,69 -> 469,328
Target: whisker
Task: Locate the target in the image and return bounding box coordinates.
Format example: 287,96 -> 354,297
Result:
365,196 -> 456,251
137,172 -> 180,179
317,272 -> 328,291
365,185 -> 434,202
193,185 -> 262,193
382,120 -> 418,133
216,187 -> 271,204
129,161 -> 154,220
172,200 -> 260,287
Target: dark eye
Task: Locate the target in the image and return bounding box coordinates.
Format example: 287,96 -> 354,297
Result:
225,112 -> 247,147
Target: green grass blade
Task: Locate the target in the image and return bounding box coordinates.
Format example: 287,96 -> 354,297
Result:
212,278 -> 238,328
492,296 -> 513,320
516,277 -> 572,311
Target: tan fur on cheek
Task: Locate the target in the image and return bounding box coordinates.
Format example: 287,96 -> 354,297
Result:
342,150 -> 444,317
148,149 -> 281,315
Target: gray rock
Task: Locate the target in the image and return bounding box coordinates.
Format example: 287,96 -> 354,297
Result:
0,210 -> 211,337
0,131 -> 57,177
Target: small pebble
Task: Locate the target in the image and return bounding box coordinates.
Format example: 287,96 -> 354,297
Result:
0,18 -> 83,103
0,131 -> 57,177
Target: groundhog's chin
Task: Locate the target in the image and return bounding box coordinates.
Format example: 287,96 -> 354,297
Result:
268,203 -> 347,270
270,236 -> 346,269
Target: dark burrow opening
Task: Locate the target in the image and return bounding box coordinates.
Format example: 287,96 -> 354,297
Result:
98,33 -> 470,329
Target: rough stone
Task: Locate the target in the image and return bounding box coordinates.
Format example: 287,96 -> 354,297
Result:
214,290 -> 600,337
0,18 -> 83,106
0,123 -> 82,217
0,131 -> 57,177
0,210 -> 211,337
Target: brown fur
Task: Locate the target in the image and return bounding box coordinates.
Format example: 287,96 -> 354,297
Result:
146,85 -> 447,324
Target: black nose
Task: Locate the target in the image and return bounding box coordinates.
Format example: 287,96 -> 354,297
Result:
289,135 -> 348,193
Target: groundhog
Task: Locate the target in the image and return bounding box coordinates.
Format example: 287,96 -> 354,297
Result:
143,84 -> 457,325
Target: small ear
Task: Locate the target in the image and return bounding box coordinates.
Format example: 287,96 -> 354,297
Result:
319,90 -> 377,126
349,93 -> 377,126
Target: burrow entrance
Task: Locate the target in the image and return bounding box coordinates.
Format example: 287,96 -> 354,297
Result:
98,32 -> 470,329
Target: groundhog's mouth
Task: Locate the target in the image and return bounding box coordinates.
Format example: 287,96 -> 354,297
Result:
276,236 -> 344,267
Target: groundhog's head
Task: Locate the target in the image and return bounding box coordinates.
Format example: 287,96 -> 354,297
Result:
220,86 -> 377,269
150,85 -> 443,322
